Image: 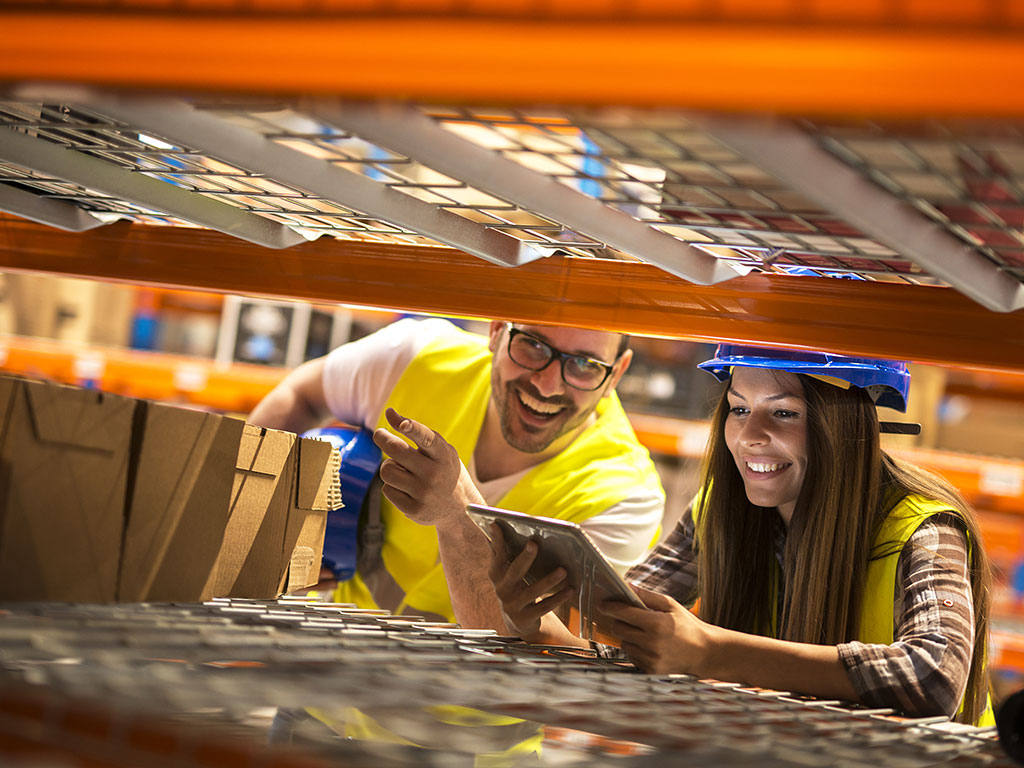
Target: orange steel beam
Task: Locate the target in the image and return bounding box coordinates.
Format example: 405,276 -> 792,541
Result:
1,217 -> 1022,372
3,11 -> 1024,116
1,1 -> 1015,21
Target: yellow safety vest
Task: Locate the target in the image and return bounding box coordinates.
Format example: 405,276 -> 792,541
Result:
861,494 -> 993,726
693,490 -> 993,725
332,325 -> 664,622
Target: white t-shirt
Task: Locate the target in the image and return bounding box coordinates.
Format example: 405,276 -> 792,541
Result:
322,318 -> 663,572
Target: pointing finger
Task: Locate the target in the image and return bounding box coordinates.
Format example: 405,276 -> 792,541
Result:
385,408 -> 444,457
372,426 -> 418,460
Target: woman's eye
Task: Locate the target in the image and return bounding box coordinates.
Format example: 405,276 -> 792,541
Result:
774,409 -> 799,419
728,405 -> 748,416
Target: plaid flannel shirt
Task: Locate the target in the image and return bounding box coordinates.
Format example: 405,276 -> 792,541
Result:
621,503 -> 974,719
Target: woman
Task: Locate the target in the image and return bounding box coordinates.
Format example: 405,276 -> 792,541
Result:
488,344 -> 992,725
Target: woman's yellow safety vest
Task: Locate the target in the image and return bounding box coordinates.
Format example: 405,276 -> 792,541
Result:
694,490 -> 993,725
331,326 -> 663,622
862,494 -> 993,726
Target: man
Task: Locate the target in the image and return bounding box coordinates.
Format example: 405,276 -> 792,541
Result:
249,317 -> 664,631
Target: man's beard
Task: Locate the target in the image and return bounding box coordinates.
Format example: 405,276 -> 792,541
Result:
494,376 -> 586,454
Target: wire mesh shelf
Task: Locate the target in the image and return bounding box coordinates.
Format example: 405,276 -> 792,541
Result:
0,599 -> 1012,768
1,98 -> 1023,305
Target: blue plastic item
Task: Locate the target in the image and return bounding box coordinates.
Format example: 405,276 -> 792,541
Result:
302,426 -> 382,581
698,343 -> 911,413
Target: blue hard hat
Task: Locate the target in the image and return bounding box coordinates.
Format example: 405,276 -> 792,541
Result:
697,344 -> 911,413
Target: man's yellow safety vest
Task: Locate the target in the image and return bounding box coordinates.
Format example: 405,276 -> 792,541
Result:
332,325 -> 664,622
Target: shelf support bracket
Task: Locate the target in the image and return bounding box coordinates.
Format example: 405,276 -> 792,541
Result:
77,97 -> 545,268
0,126 -> 306,250
0,182 -> 108,232
308,101 -> 739,286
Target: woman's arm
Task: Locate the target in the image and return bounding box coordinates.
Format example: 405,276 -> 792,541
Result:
602,517 -> 974,716
838,517 -> 975,718
626,503 -> 701,607
604,587 -> 858,701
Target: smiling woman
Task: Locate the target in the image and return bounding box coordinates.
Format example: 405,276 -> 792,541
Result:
722,368 -> 808,526
487,343 -> 995,726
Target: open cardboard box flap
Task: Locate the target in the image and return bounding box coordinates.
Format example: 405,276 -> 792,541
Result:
280,437 -> 342,594
207,424 -> 298,599
25,380 -> 129,452
0,377 -> 135,602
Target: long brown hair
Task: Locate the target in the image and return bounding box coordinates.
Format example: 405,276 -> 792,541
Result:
696,373 -> 991,723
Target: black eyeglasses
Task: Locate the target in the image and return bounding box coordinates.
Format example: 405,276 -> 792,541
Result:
505,324 -> 617,391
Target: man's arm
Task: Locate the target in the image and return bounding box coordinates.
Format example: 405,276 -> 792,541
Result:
248,357 -> 330,432
371,408 -> 509,631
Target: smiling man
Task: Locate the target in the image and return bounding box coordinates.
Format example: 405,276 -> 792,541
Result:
249,317 -> 664,629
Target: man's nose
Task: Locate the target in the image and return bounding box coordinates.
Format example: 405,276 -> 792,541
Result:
531,359 -> 565,397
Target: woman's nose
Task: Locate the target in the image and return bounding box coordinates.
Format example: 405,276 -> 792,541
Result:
739,412 -> 770,446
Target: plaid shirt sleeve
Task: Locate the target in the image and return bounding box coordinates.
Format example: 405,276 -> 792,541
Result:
625,501 -> 700,608
837,516 -> 975,719
594,503 -> 700,658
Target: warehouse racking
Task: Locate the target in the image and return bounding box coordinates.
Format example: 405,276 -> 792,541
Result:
2,1 -> 1024,765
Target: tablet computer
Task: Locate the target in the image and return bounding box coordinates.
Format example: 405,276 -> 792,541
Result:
466,503 -> 644,639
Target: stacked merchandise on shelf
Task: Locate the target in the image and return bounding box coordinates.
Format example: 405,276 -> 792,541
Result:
0,374 -> 341,603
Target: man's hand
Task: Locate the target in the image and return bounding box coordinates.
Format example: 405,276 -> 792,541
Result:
372,408 -> 508,630
488,523 -> 574,639
601,586 -> 713,675
372,407 -> 483,526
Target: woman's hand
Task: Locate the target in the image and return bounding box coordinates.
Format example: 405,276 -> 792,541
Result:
601,585 -> 714,675
486,523 -> 578,643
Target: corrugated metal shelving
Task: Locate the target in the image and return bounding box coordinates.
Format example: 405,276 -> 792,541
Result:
1,2 -> 1024,765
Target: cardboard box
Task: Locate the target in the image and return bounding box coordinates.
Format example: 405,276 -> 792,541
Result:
208,426 -> 341,599
0,377 -> 136,601
118,403 -> 245,602
0,374 -> 341,603
280,436 -> 341,594
0,273 -> 133,348
206,423 -> 297,599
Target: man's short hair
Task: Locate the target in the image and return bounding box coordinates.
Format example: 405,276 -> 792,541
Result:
616,334 -> 631,359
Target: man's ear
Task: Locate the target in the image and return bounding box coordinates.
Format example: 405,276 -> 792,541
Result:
603,348 -> 633,397
487,321 -> 506,354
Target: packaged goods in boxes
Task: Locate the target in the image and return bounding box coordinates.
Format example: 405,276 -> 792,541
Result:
0,374 -> 340,602
0,376 -> 136,601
